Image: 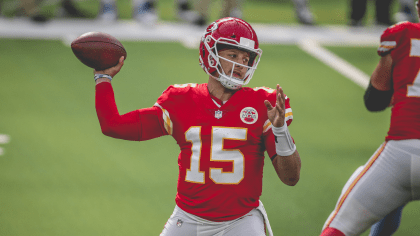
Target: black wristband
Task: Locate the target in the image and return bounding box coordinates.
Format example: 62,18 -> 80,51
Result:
270,154 -> 277,161
363,81 -> 393,112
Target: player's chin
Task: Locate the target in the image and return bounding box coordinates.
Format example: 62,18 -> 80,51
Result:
232,74 -> 244,80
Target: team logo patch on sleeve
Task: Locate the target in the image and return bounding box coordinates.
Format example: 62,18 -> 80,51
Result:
240,107 -> 258,124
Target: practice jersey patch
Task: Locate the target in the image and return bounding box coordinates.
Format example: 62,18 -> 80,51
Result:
240,107 -> 258,124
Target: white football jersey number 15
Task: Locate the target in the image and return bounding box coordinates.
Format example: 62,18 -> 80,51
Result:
185,127 -> 246,185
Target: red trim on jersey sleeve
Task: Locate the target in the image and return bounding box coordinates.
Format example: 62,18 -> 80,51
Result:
377,22 -> 412,56
95,82 -> 166,141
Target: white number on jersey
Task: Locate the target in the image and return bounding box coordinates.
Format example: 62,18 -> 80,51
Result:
173,83 -> 197,88
185,127 -> 205,183
408,71 -> 420,97
253,87 -> 275,93
185,127 -> 247,185
408,39 -> 420,97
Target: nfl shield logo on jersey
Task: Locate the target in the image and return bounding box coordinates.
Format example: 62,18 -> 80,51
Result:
240,107 -> 258,124
176,219 -> 183,227
215,110 -> 223,119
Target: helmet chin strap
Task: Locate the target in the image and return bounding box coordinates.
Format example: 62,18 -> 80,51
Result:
212,60 -> 245,90
219,74 -> 242,90
209,72 -> 242,90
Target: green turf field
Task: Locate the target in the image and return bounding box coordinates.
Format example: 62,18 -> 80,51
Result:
1,0 -> 420,235
1,38 -> 420,236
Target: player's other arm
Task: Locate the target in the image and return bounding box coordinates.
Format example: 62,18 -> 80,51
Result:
271,151 -> 301,186
264,85 -> 301,186
364,53 -> 394,112
94,57 -> 166,141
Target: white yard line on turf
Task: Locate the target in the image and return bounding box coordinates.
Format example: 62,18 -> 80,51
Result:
0,134 -> 10,156
298,39 -> 370,89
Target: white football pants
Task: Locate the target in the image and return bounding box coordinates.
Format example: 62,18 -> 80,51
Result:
322,139 -> 420,236
160,201 -> 273,236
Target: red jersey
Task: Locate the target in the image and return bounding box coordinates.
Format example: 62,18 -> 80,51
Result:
154,83 -> 293,221
377,22 -> 420,140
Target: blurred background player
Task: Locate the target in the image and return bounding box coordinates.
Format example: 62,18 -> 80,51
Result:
97,0 -> 198,25
58,0 -> 91,18
97,0 -> 156,24
191,0 -> 315,26
177,0 -> 201,23
292,0 -> 315,25
92,17 -> 301,236
0,0 -> 3,18
18,0 -> 50,22
349,0 -> 393,26
350,0 -> 418,27
15,0 -> 89,23
320,2 -> 420,236
192,0 -> 243,26
394,0 -> 419,23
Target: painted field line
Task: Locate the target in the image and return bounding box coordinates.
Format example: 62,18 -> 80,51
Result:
298,39 -> 370,89
0,134 -> 10,144
0,134 -> 10,156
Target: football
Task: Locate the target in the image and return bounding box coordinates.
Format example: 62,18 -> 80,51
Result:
71,32 -> 127,71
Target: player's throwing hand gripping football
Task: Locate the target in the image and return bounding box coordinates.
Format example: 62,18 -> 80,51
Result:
93,17 -> 301,236
93,56 -> 125,83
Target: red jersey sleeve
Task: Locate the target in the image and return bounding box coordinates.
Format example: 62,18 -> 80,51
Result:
377,22 -> 410,57
153,83 -> 199,135
95,82 -> 167,141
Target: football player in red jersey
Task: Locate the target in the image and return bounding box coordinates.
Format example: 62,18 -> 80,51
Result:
320,2 -> 420,236
93,17 -> 301,236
